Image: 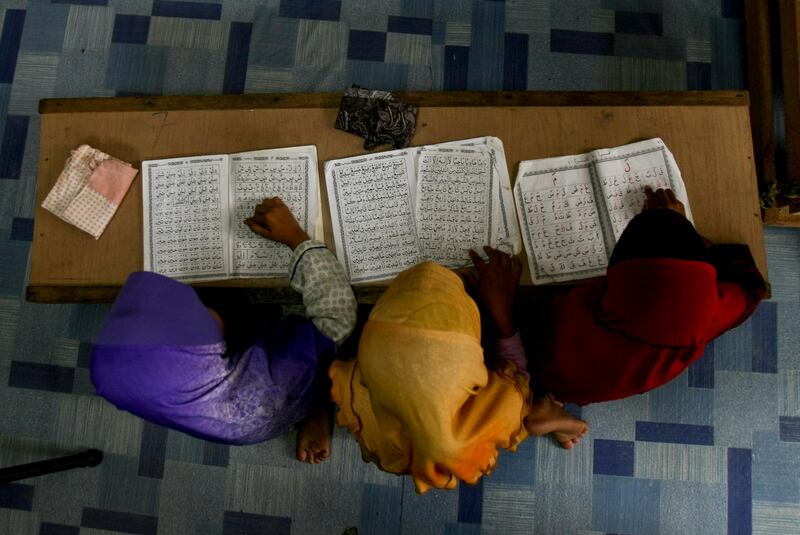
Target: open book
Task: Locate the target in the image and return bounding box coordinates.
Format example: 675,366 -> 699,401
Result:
142,146 -> 320,282
514,138 -> 692,284
325,137 -> 520,283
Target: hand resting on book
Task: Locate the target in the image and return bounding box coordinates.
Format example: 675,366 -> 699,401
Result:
244,197 -> 310,250
641,187 -> 713,248
642,186 -> 686,217
462,246 -> 522,339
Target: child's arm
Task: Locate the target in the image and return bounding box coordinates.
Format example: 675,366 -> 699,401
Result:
465,247 -> 529,378
245,197 -> 357,344
493,332 -> 530,380
465,247 -> 521,338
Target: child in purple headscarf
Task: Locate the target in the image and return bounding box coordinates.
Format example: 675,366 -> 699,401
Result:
91,197 -> 357,464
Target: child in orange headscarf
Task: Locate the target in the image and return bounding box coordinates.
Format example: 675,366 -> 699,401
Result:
329,254 -> 587,494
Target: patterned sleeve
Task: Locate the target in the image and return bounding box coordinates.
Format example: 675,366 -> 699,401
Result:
289,240 -> 357,344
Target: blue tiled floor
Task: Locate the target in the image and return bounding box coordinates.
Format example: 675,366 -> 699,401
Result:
1,1 -> 799,534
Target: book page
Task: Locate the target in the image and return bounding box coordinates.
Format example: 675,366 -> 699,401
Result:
592,137 -> 693,243
437,136 -> 521,255
514,155 -> 610,284
325,150 -> 421,283
229,146 -> 320,278
415,147 -> 496,267
142,155 -> 230,282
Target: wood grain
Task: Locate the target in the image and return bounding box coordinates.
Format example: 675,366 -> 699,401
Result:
29,92 -> 767,303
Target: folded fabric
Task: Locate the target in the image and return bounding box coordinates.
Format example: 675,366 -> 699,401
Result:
334,85 -> 418,150
42,144 -> 138,239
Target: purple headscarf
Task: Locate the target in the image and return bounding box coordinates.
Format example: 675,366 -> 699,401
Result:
91,272 -> 335,444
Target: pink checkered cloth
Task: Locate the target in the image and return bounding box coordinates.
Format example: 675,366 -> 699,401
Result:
42,145 -> 138,239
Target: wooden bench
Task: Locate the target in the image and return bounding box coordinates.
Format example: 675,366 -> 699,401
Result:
28,91 -> 768,303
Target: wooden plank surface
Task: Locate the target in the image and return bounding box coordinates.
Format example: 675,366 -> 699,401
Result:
745,0 -> 776,188
38,91 -> 749,113
780,1 -> 800,185
28,92 -> 767,303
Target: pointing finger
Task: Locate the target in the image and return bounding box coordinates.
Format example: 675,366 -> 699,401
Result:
483,246 -> 500,263
245,219 -> 271,238
469,249 -> 485,268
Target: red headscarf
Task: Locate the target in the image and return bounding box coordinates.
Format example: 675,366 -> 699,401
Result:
532,210 -> 763,405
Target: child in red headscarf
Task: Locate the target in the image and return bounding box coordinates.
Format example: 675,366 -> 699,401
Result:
528,187 -> 767,408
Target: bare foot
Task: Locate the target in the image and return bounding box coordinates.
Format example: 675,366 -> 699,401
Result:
525,393 -> 589,450
296,401 -> 333,464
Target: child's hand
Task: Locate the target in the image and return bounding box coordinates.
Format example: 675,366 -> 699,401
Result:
642,186 -> 686,216
244,197 -> 310,250
463,246 -> 522,338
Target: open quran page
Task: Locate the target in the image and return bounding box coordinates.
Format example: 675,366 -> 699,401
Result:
142,154 -> 231,282
514,154 -> 611,284
591,137 -> 692,243
325,150 -> 421,283
326,138 -> 517,283
438,136 -> 521,255
228,146 -> 320,278
415,147 -> 497,267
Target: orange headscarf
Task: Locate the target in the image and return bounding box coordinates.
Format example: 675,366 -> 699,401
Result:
330,262 -> 531,494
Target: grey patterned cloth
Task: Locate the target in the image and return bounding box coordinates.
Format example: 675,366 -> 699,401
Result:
289,239 -> 357,344
334,85 -> 418,150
